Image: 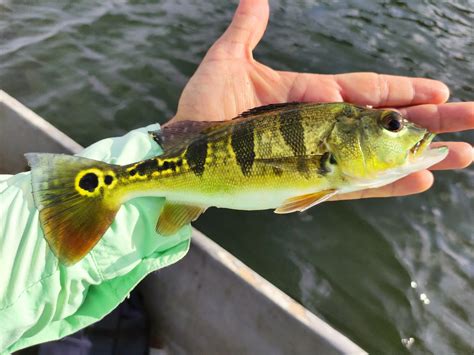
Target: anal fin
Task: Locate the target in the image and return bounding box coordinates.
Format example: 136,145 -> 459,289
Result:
274,189 -> 337,214
157,202 -> 206,236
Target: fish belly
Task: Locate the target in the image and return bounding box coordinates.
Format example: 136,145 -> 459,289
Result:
126,187 -> 315,211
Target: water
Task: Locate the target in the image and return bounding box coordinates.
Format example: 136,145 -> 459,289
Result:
1,0 -> 473,353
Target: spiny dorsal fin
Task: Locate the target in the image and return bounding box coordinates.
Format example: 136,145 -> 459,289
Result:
274,189 -> 337,214
157,202 -> 206,236
237,102 -> 302,119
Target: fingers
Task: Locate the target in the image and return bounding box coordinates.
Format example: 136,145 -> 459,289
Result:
332,170 -> 434,201
399,102 -> 474,133
333,73 -> 450,107
212,0 -> 269,59
428,142 -> 473,170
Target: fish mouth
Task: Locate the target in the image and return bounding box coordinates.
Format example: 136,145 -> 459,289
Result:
410,132 -> 436,159
407,131 -> 448,169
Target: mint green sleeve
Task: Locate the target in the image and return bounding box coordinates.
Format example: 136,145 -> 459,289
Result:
0,124 -> 191,354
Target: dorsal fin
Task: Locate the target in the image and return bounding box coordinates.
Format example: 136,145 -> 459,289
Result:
149,120 -> 224,153
150,102 -> 303,153
237,102 -> 302,119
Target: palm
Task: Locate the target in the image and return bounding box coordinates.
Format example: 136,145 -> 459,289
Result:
174,49 -> 343,122
170,0 -> 473,200
175,58 -> 264,122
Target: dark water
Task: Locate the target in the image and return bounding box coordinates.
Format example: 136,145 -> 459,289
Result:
1,0 -> 473,353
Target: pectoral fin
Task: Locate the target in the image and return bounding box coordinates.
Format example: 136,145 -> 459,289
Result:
274,189 -> 337,214
157,202 -> 206,236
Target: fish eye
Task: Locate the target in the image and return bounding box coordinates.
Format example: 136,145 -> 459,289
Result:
381,112 -> 403,132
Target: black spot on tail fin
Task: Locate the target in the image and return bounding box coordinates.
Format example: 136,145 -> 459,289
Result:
25,153 -> 121,265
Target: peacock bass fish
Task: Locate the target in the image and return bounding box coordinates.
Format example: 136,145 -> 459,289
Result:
26,102 -> 448,265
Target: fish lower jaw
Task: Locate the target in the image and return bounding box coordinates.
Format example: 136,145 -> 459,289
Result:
409,132 -> 436,158
408,145 -> 449,167
342,146 -> 449,193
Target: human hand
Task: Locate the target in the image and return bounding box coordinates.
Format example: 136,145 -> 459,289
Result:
169,0 -> 473,200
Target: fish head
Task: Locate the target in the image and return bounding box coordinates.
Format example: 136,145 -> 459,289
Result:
326,107 -> 448,184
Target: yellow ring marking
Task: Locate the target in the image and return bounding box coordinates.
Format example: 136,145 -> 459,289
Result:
103,170 -> 118,189
75,169 -> 118,197
75,168 -> 104,197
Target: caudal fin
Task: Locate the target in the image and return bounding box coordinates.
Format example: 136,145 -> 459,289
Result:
26,153 -> 121,265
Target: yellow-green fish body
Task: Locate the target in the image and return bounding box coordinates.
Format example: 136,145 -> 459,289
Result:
121,103 -> 342,210
26,102 -> 448,265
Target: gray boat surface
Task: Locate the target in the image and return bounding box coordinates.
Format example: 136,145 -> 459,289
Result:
0,90 -> 366,354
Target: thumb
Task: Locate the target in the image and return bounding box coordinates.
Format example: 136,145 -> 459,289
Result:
215,0 -> 269,58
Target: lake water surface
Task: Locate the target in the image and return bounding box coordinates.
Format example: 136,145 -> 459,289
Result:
1,1 -> 473,353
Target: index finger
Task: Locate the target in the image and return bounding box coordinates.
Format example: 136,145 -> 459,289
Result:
334,73 -> 450,107
398,102 -> 474,133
